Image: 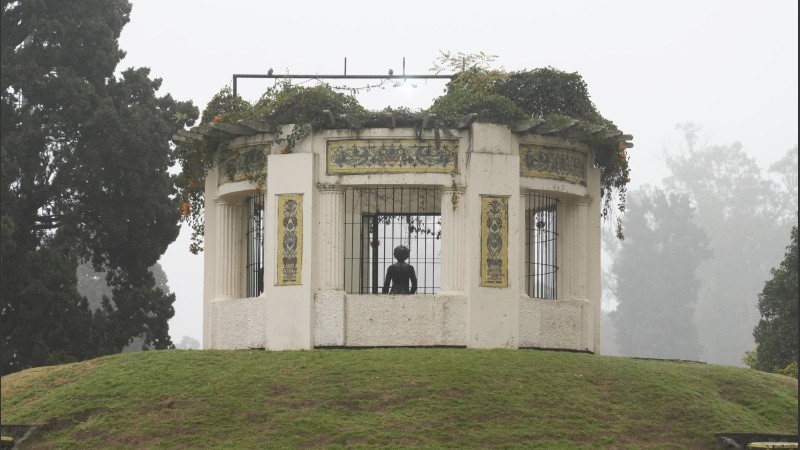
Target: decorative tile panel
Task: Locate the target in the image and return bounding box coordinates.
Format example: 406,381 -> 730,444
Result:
327,139 -> 458,174
480,195 -> 509,288
276,194 -> 303,286
520,145 -> 587,186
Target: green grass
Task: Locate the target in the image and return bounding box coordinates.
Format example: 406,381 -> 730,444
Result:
1,349 -> 797,449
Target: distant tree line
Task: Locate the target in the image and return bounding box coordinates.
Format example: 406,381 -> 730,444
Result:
609,124 -> 797,372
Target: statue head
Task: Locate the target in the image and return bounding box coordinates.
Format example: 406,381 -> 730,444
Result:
393,245 -> 410,263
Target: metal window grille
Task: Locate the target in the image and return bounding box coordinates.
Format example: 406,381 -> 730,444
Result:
343,186 -> 441,295
525,193 -> 558,299
246,193 -> 265,297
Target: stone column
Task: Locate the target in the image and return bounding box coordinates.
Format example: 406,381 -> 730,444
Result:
215,199 -> 243,299
440,187 -> 465,293
574,200 -> 589,300
318,184 -> 343,290
560,200 -> 575,299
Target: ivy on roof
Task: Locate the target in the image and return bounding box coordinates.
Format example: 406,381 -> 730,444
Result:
175,65 -> 632,253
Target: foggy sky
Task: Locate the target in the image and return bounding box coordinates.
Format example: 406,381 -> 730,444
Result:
116,0 -> 799,347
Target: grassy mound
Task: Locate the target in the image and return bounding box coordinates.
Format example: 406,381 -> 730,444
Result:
1,349 -> 797,448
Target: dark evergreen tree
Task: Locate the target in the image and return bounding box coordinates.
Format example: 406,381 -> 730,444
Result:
612,188 -> 710,360
752,224 -> 798,374
77,261 -> 172,352
1,0 -> 198,374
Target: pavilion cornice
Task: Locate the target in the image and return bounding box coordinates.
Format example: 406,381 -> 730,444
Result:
173,115 -> 634,152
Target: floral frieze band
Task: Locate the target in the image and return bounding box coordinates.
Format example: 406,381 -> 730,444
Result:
218,144 -> 269,186
327,139 -> 458,174
480,195 -> 509,288
520,145 -> 587,186
276,194 -> 303,286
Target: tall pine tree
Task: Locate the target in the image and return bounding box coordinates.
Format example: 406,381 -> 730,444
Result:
1,0 -> 198,374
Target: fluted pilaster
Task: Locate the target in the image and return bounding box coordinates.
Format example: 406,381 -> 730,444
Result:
561,201 -> 576,299
574,201 -> 589,299
215,200 -> 243,299
318,185 -> 343,290
441,188 -> 465,292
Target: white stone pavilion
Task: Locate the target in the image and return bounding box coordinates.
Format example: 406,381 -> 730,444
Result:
198,121 -> 610,352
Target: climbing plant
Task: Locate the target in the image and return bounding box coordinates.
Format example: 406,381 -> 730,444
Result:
175,56 -> 632,252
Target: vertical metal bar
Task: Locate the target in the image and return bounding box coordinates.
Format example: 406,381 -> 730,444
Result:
424,188 -> 429,293
536,195 -> 544,298
525,194 -> 530,297
553,198 -> 558,299
546,197 -> 550,299
259,193 -> 264,295
537,195 -> 541,298
247,197 -> 251,297
345,188 -> 349,293
428,208 -> 433,293
531,195 -> 535,299
360,189 -> 364,294
252,195 -> 256,296
344,188 -> 348,293
535,194 -> 539,298
539,195 -> 544,298
249,195 -> 253,297
384,186 -> 390,288
543,196 -> 548,298
371,212 -> 378,294
246,195 -> 251,297
254,204 -> 257,295
423,188 -> 430,293
436,188 -> 440,292
531,196 -> 535,297
543,196 -> 547,299
360,214 -> 366,294
359,189 -> 365,294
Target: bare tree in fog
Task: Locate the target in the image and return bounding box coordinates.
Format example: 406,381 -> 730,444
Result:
600,228 -> 622,356
176,336 -> 201,350
612,187 -> 710,360
664,125 -> 798,365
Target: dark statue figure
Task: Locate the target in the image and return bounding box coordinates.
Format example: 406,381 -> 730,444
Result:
382,245 -> 418,294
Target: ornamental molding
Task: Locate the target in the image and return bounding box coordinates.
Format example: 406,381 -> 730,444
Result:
218,143 -> 269,186
326,139 -> 458,174
520,144 -> 587,186
316,183 -> 340,191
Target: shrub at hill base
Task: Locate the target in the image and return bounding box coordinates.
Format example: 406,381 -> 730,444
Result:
750,224 -> 799,377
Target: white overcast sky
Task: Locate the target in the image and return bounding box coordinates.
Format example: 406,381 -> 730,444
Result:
117,0 -> 798,346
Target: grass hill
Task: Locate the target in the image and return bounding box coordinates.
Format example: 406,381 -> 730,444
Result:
1,348 -> 797,448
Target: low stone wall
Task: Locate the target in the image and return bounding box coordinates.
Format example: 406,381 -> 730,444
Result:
210,293 -> 594,352
210,296 -> 267,349
519,296 -> 594,352
314,292 -> 468,347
